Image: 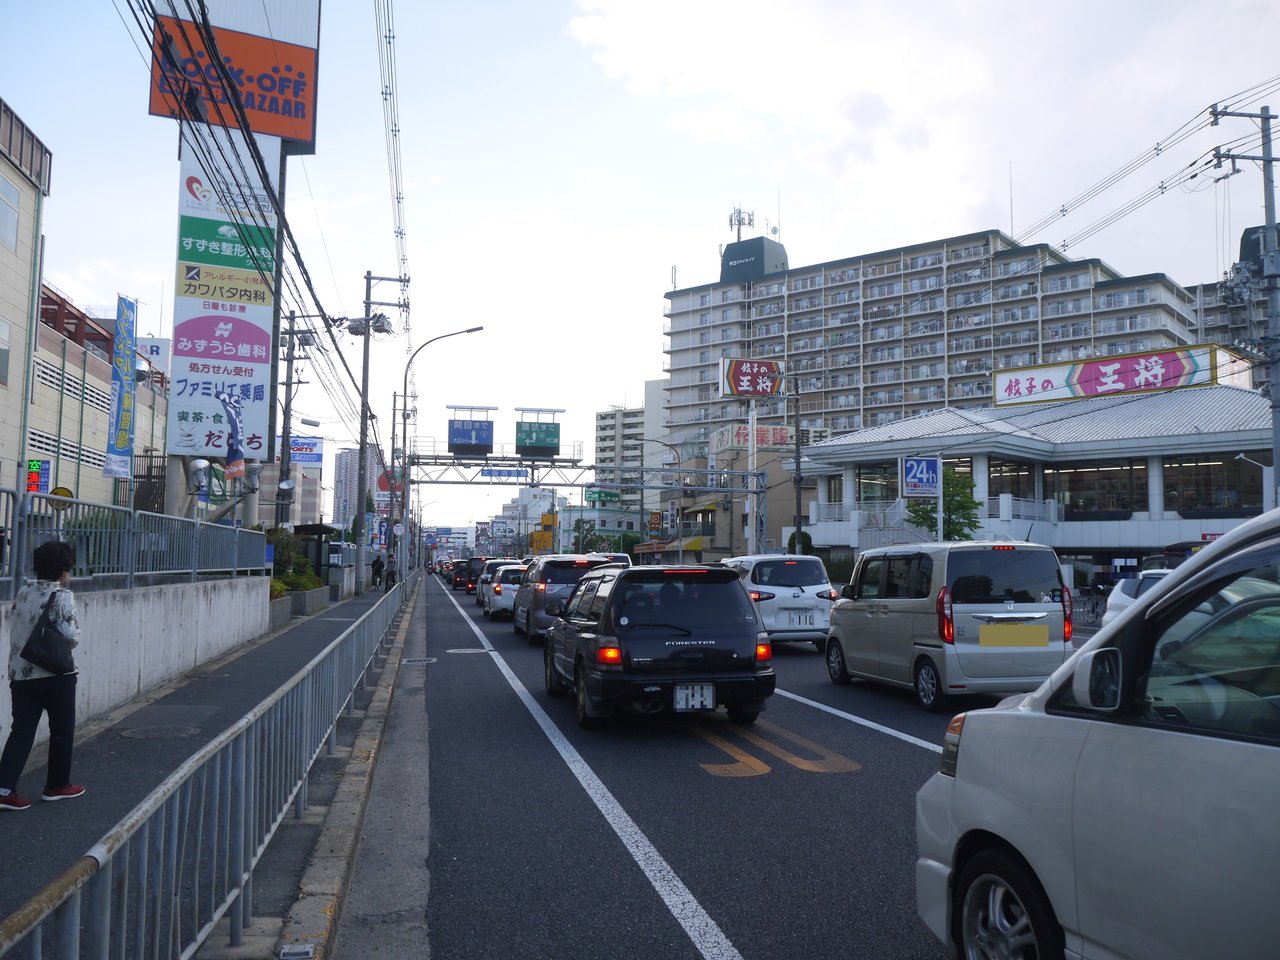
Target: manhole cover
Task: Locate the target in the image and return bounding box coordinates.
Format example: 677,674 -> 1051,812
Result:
120,725 -> 201,740
402,657 -> 436,665
445,648 -> 490,655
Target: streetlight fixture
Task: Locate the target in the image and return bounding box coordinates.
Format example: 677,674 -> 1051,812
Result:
393,325 -> 484,578
641,437 -> 686,563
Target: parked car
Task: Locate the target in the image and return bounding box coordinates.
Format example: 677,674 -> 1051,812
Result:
512,554 -> 614,642
477,557 -> 518,607
826,541 -> 1073,711
483,564 -> 527,619
1099,568 -> 1172,626
544,564 -> 775,727
915,510 -> 1280,960
723,554 -> 837,649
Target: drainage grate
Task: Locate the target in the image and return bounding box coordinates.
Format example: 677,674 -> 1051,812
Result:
120,725 -> 201,740
402,657 -> 436,665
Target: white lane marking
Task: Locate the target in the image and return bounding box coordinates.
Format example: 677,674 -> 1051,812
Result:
773,689 -> 943,754
438,585 -> 743,960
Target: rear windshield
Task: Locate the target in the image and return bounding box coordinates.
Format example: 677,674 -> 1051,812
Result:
947,548 -> 1062,604
614,574 -> 756,628
542,561 -> 604,584
1135,573 -> 1170,598
499,568 -> 525,584
752,557 -> 829,587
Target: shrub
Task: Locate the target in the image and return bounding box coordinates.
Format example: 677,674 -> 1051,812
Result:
270,578 -> 288,601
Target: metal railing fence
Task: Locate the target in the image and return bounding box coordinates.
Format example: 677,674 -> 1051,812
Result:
0,569 -> 420,960
0,489 -> 267,600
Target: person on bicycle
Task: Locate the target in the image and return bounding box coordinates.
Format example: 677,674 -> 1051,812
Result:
370,555 -> 384,587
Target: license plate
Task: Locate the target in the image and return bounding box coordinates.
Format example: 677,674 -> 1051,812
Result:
978,624 -> 1050,647
788,609 -> 815,627
674,683 -> 715,711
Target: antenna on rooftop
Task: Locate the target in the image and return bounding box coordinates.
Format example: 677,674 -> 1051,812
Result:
729,206 -> 754,242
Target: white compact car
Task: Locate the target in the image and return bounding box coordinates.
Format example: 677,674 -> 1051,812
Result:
482,564 -> 526,620
722,554 -> 837,649
916,510 -> 1280,960
1099,568 -> 1172,626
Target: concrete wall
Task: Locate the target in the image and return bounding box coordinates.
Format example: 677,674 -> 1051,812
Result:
1,577 -> 269,748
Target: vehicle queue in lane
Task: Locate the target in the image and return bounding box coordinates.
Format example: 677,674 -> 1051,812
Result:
427,568 -> 952,959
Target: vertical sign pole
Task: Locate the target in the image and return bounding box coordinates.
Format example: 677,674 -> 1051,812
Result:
747,398 -> 758,554
936,455 -> 944,543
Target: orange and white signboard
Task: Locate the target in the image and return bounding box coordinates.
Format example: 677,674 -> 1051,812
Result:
719,358 -> 785,397
149,14 -> 318,147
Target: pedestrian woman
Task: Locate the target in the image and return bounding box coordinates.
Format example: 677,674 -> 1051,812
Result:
0,540 -> 84,810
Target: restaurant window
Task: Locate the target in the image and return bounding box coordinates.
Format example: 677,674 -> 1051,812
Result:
826,475 -> 843,504
1045,459 -> 1148,513
989,458 -> 1035,499
856,462 -> 898,503
1164,453 -> 1269,514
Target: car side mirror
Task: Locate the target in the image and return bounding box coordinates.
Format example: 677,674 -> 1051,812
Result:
481,574 -> 491,583
1072,648 -> 1122,711
545,601 -> 564,618
840,583 -> 857,600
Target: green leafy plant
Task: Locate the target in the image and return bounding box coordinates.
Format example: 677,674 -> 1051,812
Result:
787,530 -> 813,555
906,467 -> 981,541
270,578 -> 288,601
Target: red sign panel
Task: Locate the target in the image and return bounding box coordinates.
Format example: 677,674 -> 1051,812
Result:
721,358 -> 784,397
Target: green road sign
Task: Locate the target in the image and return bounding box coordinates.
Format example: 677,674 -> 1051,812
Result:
516,421 -> 560,456
585,487 -> 620,503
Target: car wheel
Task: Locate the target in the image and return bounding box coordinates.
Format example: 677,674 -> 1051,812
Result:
482,604 -> 490,619
575,663 -> 603,729
914,657 -> 949,713
727,705 -> 759,725
544,642 -> 569,697
826,637 -> 852,685
955,850 -> 1063,960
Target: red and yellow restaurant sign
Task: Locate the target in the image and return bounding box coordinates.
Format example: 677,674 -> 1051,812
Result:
149,14 -> 317,146
720,358 -> 785,397
992,345 -> 1251,406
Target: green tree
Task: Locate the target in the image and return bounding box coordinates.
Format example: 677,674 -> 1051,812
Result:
786,530 -> 813,555
906,467 -> 981,541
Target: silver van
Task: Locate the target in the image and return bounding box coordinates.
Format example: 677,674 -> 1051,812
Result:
512,554 -> 613,642
826,541 -> 1073,711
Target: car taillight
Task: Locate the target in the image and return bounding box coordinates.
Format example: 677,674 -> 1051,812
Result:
536,582 -> 546,592
596,638 -> 622,666
936,587 -> 954,643
939,712 -> 965,776
1062,585 -> 1073,643
493,584 -> 502,595
815,589 -> 838,601
755,635 -> 772,663
749,590 -> 776,602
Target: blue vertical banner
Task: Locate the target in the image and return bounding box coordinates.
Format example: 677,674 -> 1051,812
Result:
103,296 -> 137,478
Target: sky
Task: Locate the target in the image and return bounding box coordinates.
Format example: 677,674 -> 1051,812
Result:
6,0 -> 1280,530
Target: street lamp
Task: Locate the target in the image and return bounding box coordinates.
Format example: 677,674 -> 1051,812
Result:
394,325 -> 484,578
641,437 -> 686,563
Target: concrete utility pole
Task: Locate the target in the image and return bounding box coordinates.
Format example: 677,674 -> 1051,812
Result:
276,311 -> 296,528
1213,103 -> 1280,508
792,383 -> 804,555
354,271 -> 374,595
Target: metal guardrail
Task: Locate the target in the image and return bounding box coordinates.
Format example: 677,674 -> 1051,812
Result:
0,568 -> 421,960
0,489 -> 267,600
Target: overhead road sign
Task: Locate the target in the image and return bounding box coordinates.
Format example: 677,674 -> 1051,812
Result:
448,419 -> 494,458
481,467 -> 528,478
516,421 -> 560,458
585,487 -> 621,502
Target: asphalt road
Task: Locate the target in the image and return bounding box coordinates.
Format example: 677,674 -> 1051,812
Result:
333,575 -> 996,960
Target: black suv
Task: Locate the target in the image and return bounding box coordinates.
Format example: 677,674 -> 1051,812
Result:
543,565 -> 775,728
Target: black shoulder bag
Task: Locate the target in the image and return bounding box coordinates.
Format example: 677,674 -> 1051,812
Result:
19,590 -> 75,675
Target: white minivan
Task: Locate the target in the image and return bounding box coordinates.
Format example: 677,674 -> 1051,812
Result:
916,511 -> 1280,960
826,541 -> 1073,711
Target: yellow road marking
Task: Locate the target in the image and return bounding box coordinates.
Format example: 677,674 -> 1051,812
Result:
689,718 -> 862,777
689,724 -> 772,777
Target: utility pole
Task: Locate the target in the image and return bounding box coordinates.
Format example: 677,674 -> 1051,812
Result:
1213,103 -> 1280,508
355,271 -> 373,594
276,311 -> 296,528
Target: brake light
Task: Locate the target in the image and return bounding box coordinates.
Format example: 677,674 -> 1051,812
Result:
493,584 -> 502,595
596,639 -> 622,665
936,587 -> 954,643
939,712 -> 965,776
755,636 -> 772,662
749,590 -> 776,602
574,560 -> 591,567
991,545 -> 1016,551
665,568 -> 707,575
536,582 -> 546,592
816,589 -> 838,601
1062,584 -> 1073,643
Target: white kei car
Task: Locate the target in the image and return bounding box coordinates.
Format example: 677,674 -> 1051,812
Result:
482,564 -> 526,620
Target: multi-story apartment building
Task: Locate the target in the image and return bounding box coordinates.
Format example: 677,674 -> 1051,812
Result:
333,446 -> 381,529
663,229 -> 1199,439
593,402 -> 647,517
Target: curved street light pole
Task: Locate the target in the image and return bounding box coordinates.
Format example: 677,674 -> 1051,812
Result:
393,325 -> 484,579
641,437 -> 684,563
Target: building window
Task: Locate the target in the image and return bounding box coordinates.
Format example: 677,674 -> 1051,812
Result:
0,174 -> 18,252
0,318 -> 11,386
988,458 -> 1035,499
1046,459 -> 1148,513
1163,453 -> 1268,514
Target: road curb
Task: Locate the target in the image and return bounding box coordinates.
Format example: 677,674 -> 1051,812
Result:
273,583 -> 418,960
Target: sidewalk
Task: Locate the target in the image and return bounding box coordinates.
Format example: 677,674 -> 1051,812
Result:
0,585 -> 392,924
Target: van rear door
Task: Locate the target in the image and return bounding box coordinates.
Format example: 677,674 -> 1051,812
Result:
946,545 -> 1069,679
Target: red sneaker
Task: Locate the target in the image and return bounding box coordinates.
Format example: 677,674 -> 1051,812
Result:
0,792 -> 32,811
41,784 -> 85,802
